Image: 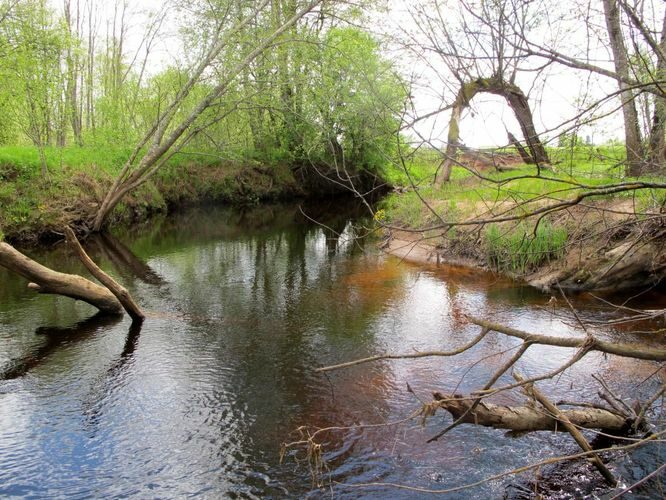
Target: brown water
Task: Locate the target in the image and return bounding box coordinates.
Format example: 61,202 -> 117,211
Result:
0,201 -> 664,498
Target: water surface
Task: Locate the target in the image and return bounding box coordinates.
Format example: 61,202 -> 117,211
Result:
0,202 -> 664,498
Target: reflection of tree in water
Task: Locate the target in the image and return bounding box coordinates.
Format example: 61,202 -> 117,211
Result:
131,202 -> 405,480
80,320 -> 143,431
88,233 -> 166,286
0,313 -> 123,380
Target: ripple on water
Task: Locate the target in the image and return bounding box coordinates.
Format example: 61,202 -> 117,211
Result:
0,204 -> 664,498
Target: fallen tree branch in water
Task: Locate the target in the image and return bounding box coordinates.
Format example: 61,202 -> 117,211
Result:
467,316 -> 666,361
65,227 -> 145,322
315,327 -> 490,372
317,317 -> 666,375
0,241 -> 123,315
432,392 -> 629,433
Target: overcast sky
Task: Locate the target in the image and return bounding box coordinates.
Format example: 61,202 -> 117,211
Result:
58,0 -> 658,149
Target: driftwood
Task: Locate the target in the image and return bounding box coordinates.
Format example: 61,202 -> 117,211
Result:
0,230 -> 145,320
0,241 -> 123,315
64,227 -> 145,321
514,372 -> 616,485
433,393 -> 629,433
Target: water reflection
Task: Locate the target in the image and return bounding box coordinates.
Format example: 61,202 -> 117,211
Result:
0,313 -> 123,380
0,201 -> 663,498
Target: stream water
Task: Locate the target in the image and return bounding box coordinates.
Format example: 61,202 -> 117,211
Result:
0,201 -> 664,498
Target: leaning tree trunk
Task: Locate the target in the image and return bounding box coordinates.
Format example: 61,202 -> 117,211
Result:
507,131 -> 534,164
91,0 -> 323,232
435,77 -> 549,186
501,86 -> 549,166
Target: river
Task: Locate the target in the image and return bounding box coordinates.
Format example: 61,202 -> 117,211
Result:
0,202 -> 664,498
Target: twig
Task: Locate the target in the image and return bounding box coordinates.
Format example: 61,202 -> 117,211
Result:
608,463 -> 666,499
334,431 -> 666,495
316,327 -> 490,372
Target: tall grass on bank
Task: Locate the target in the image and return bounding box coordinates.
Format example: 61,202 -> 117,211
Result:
485,222 -> 568,274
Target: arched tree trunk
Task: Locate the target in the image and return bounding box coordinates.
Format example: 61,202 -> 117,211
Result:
435,77 -> 549,186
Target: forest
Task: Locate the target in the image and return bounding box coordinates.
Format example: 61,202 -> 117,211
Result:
0,0 -> 665,497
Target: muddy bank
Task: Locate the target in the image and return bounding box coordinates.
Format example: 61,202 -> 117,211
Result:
0,160 -> 383,244
382,201 -> 666,293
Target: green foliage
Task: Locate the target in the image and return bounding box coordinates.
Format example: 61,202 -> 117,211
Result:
0,1 -> 68,153
485,222 -> 568,274
308,26 -> 406,174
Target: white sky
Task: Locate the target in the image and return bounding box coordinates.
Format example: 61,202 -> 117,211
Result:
378,0 -> 635,148
52,0 -> 659,148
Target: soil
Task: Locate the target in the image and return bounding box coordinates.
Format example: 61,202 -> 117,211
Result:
382,198 -> 666,293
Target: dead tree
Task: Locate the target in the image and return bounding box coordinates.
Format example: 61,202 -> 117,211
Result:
0,229 -> 144,320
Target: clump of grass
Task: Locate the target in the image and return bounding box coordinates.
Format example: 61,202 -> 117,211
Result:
485,221 -> 568,275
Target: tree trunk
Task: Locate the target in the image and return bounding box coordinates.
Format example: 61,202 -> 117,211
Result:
433,393 -> 629,433
602,0 -> 644,176
502,88 -> 549,165
507,131 -> 533,164
0,242 -> 123,315
648,12 -> 666,172
435,77 -> 549,186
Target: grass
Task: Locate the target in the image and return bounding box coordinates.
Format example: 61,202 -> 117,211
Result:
485,221 -> 568,274
0,145 -> 299,241
380,144 -> 663,276
381,145 -> 662,229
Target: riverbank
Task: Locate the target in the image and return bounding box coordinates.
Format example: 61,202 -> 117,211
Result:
0,150 -> 379,243
379,160 -> 666,292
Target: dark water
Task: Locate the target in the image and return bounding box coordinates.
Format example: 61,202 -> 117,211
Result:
0,202 -> 664,498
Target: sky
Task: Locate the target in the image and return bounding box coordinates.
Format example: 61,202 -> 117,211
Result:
53,0 -> 660,149
379,0 -> 632,148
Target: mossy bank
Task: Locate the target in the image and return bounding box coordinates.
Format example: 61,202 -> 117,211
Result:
0,156 -> 374,244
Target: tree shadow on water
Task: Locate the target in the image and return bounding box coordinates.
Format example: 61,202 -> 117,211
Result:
0,313 -> 123,380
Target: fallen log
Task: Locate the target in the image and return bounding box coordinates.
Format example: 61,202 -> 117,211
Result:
433,393 -> 630,433
0,242 -> 123,315
65,227 -> 145,321
514,372 -> 616,485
